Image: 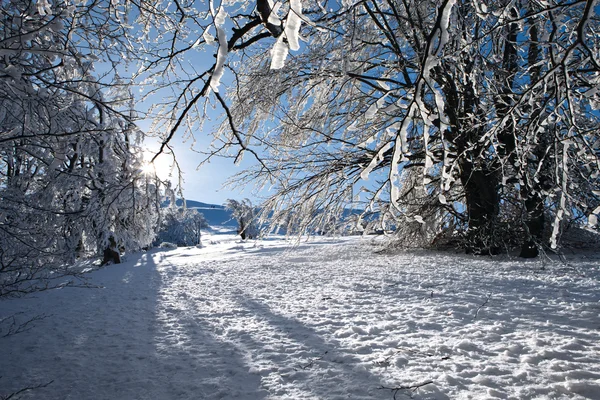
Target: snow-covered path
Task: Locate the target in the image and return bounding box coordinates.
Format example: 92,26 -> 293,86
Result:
2,235 -> 600,399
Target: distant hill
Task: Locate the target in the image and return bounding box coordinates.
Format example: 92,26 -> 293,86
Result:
162,198 -> 237,228
194,207 -> 237,228
163,198 -> 376,232
173,198 -> 226,210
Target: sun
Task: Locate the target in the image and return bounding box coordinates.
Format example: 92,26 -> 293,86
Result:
141,150 -> 173,179
141,159 -> 157,175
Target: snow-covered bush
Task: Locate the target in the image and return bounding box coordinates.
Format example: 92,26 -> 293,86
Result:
155,208 -> 209,247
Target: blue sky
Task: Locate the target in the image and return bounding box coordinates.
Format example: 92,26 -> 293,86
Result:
130,38 -> 266,206
143,130 -> 262,206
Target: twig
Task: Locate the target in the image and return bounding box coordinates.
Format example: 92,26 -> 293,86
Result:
379,380 -> 434,400
296,351 -> 328,370
473,294 -> 491,320
1,313 -> 49,338
1,380 -> 54,400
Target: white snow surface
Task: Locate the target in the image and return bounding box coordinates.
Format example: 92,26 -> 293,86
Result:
2,233 -> 600,399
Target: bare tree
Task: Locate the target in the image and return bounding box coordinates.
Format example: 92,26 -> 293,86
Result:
0,0 -> 165,298
225,198 -> 258,240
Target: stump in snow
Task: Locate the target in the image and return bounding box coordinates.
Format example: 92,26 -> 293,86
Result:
102,247 -> 121,265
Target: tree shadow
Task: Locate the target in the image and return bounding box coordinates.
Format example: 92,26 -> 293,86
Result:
0,251 -> 266,400
226,292 -> 416,399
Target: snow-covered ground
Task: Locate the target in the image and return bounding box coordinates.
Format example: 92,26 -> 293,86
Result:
1,232 -> 600,399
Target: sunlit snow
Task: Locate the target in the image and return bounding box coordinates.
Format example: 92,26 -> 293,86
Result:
1,232 -> 600,399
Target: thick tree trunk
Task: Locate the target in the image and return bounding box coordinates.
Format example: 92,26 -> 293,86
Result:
239,218 -> 247,240
437,48 -> 504,255
102,247 -> 121,265
518,17 -> 548,258
460,161 -> 501,254
519,136 -> 553,258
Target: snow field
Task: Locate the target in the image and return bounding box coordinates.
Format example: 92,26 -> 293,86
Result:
1,234 -> 600,399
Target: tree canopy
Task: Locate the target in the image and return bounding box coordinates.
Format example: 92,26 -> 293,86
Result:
214,0 -> 600,255
2,0 -> 599,260
1,0 -> 162,296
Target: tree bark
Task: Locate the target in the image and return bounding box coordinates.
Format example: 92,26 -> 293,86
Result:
459,160 -> 501,254
517,15 -> 549,258
239,218 -> 247,240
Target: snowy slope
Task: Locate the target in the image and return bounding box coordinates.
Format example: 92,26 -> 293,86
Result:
1,235 -> 600,399
167,199 -> 226,210
192,206 -> 237,228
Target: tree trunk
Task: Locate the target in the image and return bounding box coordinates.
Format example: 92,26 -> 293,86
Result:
239,218 -> 247,240
519,193 -> 544,258
460,160 -> 501,254
519,133 -> 553,258
102,247 -> 121,265
439,56 -> 501,255
518,18 -> 549,258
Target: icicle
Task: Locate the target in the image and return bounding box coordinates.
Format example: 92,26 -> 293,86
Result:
389,140 -> 403,208
361,143 -> 391,180
210,5 -> 228,92
357,132 -> 378,148
365,93 -> 390,120
285,0 -> 303,51
347,120 -> 360,132
415,93 -> 434,185
439,0 -> 456,51
271,0 -> 303,69
37,0 -> 52,16
588,205 -> 600,227
268,1 -> 282,26
270,36 -> 289,70
203,28 -> 215,46
419,0 -> 456,187
365,102 -> 379,120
